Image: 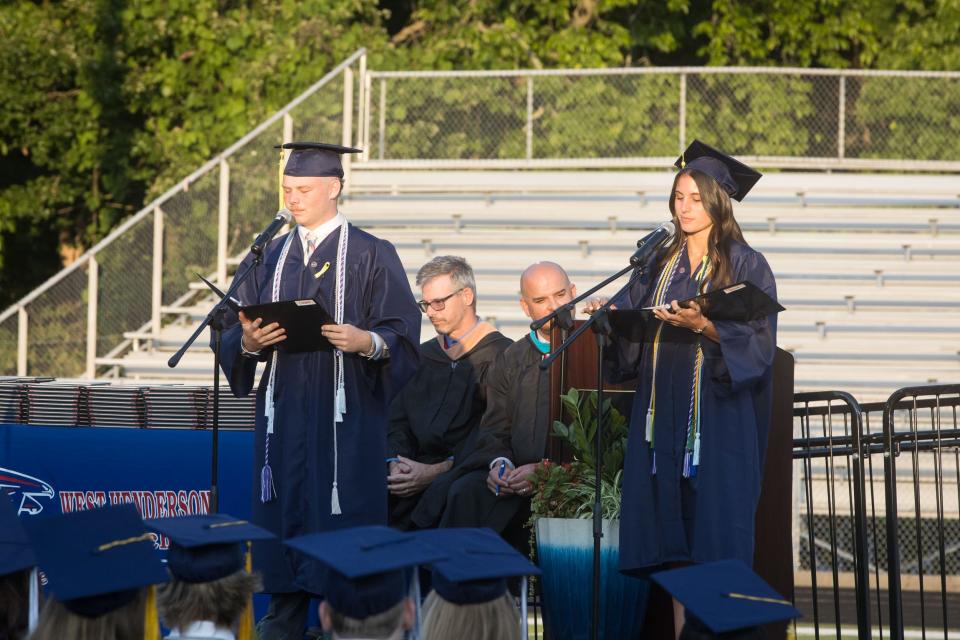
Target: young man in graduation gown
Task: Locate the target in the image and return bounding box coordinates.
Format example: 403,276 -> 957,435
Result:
386,256 -> 512,530
215,142 -> 421,639
436,262 -> 576,540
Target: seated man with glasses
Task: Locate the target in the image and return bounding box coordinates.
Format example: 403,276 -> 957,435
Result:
386,255 -> 512,530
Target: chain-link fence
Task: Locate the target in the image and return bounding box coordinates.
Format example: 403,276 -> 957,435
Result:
0,49 -> 366,379
365,68 -> 960,169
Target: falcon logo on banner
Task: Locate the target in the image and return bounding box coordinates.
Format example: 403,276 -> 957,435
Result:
0,467 -> 55,516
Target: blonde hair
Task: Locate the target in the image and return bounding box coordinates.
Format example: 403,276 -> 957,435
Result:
157,570 -> 261,632
328,599 -> 407,639
420,591 -> 520,640
29,588 -> 146,640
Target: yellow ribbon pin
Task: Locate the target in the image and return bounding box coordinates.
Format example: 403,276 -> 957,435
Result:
315,261 -> 331,279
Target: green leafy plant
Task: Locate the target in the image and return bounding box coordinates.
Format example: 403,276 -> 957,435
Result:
529,387 -> 628,522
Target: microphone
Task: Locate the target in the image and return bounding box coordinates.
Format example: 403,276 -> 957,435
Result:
629,221 -> 676,267
250,209 -> 293,256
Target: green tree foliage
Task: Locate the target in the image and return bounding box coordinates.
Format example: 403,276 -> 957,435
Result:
0,0 -> 388,308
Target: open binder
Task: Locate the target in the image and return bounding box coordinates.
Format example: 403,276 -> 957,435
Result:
609,280 -> 784,342
199,274 -> 334,353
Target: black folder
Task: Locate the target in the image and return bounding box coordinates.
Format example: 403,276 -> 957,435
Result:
608,280 -> 783,343
198,274 -> 334,353
646,280 -> 785,322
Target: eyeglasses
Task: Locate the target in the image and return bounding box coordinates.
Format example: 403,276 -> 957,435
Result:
417,288 -> 464,313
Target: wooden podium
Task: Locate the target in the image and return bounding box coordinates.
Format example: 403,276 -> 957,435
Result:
547,322 -> 795,638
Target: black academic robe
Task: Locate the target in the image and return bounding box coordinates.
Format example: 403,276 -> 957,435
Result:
387,331 -> 512,530
216,224 -> 420,593
605,239 -> 777,574
435,334 -> 551,532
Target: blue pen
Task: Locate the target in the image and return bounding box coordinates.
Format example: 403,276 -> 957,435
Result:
496,460 -> 506,496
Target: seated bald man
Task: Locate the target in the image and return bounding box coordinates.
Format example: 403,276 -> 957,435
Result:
436,262 -> 576,538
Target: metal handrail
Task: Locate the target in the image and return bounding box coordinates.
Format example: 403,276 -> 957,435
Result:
793,390 -> 872,640
368,66 -> 960,79
881,384 -> 960,640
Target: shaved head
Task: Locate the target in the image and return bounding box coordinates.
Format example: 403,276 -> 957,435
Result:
519,261 -> 576,334
520,262 -> 570,297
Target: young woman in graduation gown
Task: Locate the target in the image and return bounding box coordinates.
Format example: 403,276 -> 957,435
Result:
594,141 -> 778,579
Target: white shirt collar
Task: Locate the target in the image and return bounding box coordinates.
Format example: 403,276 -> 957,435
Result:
299,212 -> 345,245
167,621 -> 235,640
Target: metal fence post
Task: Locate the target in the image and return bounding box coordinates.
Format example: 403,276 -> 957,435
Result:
679,72 -> 687,151
363,71 -> 372,161
357,53 -> 366,151
17,307 -> 27,376
378,78 -> 387,160
85,255 -> 99,378
342,66 -> 354,193
217,160 -> 229,286
152,208 -> 164,337
883,393 -> 905,640
838,75 -> 846,161
526,76 -> 534,160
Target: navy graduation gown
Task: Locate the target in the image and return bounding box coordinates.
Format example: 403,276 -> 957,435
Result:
606,240 -> 777,574
216,224 -> 420,593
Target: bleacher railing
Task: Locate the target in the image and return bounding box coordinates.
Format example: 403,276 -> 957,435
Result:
0,49 -> 367,379
362,67 -> 960,171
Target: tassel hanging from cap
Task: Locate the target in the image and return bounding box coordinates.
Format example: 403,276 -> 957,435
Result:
237,542 -> 255,640
331,483 -> 342,515
28,568 -> 39,634
143,585 -> 160,640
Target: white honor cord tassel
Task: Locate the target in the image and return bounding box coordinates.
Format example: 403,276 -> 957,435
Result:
330,219 -> 349,514
28,568 -> 39,633
520,575 -> 529,640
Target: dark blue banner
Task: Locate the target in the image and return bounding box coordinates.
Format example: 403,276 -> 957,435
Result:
0,424 -> 253,523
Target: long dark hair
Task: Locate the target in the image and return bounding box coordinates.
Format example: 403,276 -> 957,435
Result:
655,168 -> 745,291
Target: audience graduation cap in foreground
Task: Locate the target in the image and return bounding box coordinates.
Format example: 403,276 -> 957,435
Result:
145,513 -> 274,583
24,503 -> 168,616
285,524 -> 446,620
651,559 -> 801,638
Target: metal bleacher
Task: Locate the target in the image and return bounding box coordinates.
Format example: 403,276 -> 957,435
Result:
102,168 -> 960,403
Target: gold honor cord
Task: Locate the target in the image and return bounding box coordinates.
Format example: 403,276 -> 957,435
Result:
206,520 -> 249,529
96,532 -> 155,553
724,592 -> 793,606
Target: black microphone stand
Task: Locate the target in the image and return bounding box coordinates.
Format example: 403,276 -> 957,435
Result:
535,263 -> 646,640
167,245 -> 267,513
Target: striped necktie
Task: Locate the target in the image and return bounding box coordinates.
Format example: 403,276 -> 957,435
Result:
305,232 -> 317,264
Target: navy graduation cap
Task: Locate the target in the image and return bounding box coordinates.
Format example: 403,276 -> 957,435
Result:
145,514 -> 274,583
24,503 -> 168,617
414,527 -> 541,605
675,140 -> 762,202
651,559 -> 800,636
277,141 -> 362,178
0,492 -> 35,577
285,525 -> 446,619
